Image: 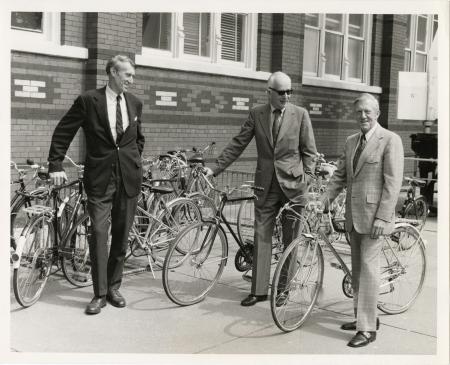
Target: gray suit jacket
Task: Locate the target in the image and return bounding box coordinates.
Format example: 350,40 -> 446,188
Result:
326,125 -> 404,234
212,103 -> 317,207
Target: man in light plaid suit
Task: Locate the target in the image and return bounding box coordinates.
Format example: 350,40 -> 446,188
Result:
324,93 -> 404,347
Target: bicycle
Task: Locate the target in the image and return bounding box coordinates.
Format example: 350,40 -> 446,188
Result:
162,179 -> 263,306
270,192 -> 426,332
112,180 -> 205,278
397,176 -> 429,231
10,160 -> 49,254
12,157 -> 91,307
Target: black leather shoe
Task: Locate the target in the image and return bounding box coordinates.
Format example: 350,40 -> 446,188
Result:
241,294 -> 268,306
341,318 -> 380,331
85,296 -> 106,315
106,289 -> 126,308
275,293 -> 288,307
347,331 -> 377,348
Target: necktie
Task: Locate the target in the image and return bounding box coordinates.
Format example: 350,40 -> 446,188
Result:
272,109 -> 282,144
353,134 -> 366,173
116,94 -> 124,143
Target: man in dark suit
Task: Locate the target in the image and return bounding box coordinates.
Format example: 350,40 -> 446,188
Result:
324,93 -> 404,347
48,55 -> 145,315
205,71 -> 317,306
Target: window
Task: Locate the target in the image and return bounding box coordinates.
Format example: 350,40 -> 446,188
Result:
10,12 -> 88,59
404,14 -> 438,72
142,13 -> 172,50
303,13 -> 373,84
11,12 -> 43,32
138,13 -> 263,79
221,13 -> 244,62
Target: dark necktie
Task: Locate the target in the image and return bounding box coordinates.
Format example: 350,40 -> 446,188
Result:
116,94 -> 124,143
272,109 -> 282,144
353,134 -> 366,173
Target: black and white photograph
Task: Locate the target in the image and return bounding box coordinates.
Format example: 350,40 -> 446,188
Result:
2,1 -> 449,364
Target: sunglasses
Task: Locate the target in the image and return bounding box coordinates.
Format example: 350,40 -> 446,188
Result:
268,87 -> 293,96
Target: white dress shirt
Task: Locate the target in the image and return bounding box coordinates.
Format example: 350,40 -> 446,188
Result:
106,84 -> 130,142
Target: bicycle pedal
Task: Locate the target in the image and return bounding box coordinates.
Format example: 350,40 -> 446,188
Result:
242,273 -> 252,283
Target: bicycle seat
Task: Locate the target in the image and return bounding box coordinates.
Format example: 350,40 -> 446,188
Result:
188,157 -> 204,164
141,182 -> 174,194
405,177 -> 427,187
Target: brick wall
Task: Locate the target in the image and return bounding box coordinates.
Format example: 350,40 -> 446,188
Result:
10,12 -> 427,180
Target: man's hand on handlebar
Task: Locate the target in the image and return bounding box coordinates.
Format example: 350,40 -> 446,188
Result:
49,171 -> 68,186
203,167 -> 214,177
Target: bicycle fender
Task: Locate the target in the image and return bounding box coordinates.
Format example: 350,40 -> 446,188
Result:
302,233 -> 314,239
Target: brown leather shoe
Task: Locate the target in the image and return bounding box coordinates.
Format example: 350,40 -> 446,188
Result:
241,294 -> 267,306
106,289 -> 126,308
347,331 -> 377,347
85,296 -> 106,315
341,318 -> 380,331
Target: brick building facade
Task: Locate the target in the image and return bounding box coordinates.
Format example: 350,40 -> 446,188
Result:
10,12 -> 438,175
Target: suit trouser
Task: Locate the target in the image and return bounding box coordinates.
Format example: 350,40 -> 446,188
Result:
349,229 -> 383,331
252,175 -> 301,296
87,163 -> 138,297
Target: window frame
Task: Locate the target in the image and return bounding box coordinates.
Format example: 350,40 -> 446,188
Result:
302,13 -> 381,93
10,12 -> 88,59
404,14 -> 437,72
138,12 -> 266,80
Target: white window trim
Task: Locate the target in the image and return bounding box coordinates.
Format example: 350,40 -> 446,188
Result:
405,14 -> 436,72
303,14 -> 375,91
11,12 -> 88,59
138,12 -> 265,79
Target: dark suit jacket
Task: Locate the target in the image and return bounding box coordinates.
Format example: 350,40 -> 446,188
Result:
48,87 -> 145,198
212,103 -> 317,207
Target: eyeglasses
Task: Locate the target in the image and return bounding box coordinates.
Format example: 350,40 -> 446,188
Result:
268,87 -> 293,96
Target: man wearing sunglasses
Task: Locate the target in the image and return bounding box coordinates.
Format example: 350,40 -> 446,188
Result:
205,71 -> 317,306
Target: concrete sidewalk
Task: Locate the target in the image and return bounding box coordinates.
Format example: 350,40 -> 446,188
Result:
9,218 -> 438,357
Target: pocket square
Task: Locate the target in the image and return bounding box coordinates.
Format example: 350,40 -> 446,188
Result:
134,116 -> 138,121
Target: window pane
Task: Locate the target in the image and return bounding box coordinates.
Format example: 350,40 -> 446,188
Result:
348,38 -> 364,79
11,12 -> 43,32
305,13 -> 319,27
325,14 -> 343,32
325,33 -> 342,76
142,13 -> 172,50
405,15 -> 411,47
404,50 -> 411,71
433,17 -> 438,38
221,13 -> 243,62
349,14 -> 364,37
416,15 -> 427,52
303,28 -> 319,75
184,13 -> 211,57
415,53 -> 427,72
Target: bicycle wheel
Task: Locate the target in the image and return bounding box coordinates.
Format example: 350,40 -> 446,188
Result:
237,199 -> 254,244
150,198 -> 201,267
377,224 -> 426,315
13,214 -> 54,307
61,213 -> 93,287
403,197 -> 428,231
271,236 -> 324,332
188,192 -> 217,220
162,221 -> 228,306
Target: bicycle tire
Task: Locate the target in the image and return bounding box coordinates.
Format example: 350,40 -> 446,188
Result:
162,221 -> 228,306
13,214 -> 54,307
60,213 -> 93,287
377,224 -> 426,314
403,196 -> 428,231
187,192 -> 217,221
270,236 -> 324,332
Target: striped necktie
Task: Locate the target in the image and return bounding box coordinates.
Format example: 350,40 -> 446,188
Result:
353,134 -> 366,173
272,109 -> 282,144
116,94 -> 124,143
